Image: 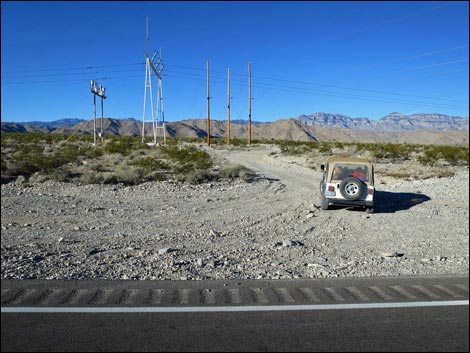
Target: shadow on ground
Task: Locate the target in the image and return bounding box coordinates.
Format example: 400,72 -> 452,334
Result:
324,190 -> 431,214
373,190 -> 431,214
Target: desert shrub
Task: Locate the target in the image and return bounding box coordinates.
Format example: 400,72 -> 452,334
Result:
276,140 -> 319,155
104,137 -> 148,156
145,170 -> 168,182
418,145 -> 469,166
333,141 -> 344,149
177,169 -> 217,184
14,175 -> 28,187
319,142 -> 333,154
230,138 -> 248,147
354,142 -> 415,161
80,172 -> 104,185
101,153 -> 126,167
130,156 -> 170,175
86,161 -> 105,172
1,157 -> 7,174
80,144 -> 104,158
219,164 -> 255,182
113,165 -> 144,185
102,172 -> 118,184
11,153 -> 62,178
161,145 -> 213,173
56,144 -> 81,163
220,164 -> 247,179
28,173 -> 50,184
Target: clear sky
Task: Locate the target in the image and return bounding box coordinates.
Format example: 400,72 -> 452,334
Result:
1,1 -> 469,123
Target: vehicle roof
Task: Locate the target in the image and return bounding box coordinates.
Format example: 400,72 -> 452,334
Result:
327,156 -> 373,164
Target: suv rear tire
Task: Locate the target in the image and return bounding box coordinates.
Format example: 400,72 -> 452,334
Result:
321,195 -> 329,210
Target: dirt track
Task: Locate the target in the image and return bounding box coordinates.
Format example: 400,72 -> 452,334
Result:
1,145 -> 469,280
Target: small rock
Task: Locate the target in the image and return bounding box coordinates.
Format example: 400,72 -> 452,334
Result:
279,240 -> 304,247
158,248 -> 176,255
32,255 -> 44,263
209,229 -> 220,237
307,263 -> 323,268
381,252 -> 404,258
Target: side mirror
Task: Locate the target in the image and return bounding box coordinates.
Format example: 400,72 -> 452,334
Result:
320,164 -> 325,171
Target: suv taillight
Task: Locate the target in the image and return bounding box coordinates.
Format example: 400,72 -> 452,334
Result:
328,185 -> 335,192
367,188 -> 374,195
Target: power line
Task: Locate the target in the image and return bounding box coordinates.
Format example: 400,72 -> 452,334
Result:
1,74 -> 144,85
3,60 -> 466,104
164,66 -> 468,104
359,44 -> 469,69
326,1 -> 459,42
2,62 -> 145,75
164,71 -> 467,110
2,61 -> 467,111
163,69 -> 467,109
2,67 -> 144,79
392,58 -> 469,73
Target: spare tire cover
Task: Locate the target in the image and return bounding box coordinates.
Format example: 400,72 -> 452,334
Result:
339,177 -> 364,201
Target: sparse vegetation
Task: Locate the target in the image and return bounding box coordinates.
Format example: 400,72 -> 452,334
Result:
1,132 -> 468,185
0,133 -> 255,185
275,140 -> 320,155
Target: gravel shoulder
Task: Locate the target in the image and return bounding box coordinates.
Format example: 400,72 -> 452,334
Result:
1,145 -> 469,280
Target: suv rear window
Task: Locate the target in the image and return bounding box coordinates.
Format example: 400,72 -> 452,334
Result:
331,164 -> 369,182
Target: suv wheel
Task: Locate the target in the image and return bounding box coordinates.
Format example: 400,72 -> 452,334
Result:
321,195 -> 329,210
339,177 -> 364,201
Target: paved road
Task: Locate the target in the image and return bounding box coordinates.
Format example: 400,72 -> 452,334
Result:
2,275 -> 469,352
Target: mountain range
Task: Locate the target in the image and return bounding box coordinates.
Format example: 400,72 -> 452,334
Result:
296,112 -> 469,132
2,113 -> 468,145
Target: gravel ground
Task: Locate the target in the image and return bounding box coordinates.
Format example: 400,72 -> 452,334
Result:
1,145 -> 469,280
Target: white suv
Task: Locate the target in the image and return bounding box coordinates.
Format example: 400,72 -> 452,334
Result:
320,157 -> 375,213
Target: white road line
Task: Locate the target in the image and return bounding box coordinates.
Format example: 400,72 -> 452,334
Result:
1,300 -> 468,313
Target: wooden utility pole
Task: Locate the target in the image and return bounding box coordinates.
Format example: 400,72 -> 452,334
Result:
248,62 -> 252,145
227,68 -> 231,145
206,60 -> 211,146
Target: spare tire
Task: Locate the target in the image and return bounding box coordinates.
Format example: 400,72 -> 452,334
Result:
339,177 -> 364,201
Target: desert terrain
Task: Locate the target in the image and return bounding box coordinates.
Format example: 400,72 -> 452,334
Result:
1,144 -> 469,280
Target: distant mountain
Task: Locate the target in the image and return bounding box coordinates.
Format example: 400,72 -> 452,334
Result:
1,118 -> 86,134
379,112 -> 469,131
53,118 -> 141,136
296,112 -> 469,132
0,122 -> 30,133
230,119 -> 265,125
27,118 -> 86,129
2,113 -> 469,146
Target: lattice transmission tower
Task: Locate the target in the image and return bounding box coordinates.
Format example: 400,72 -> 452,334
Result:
142,17 -> 166,146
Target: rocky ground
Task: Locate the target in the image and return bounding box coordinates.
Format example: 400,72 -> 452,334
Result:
1,144 -> 469,280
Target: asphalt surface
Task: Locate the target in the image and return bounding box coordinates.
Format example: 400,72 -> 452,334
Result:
1,275 -> 469,352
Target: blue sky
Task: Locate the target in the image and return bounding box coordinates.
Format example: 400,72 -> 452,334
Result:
1,1 -> 469,123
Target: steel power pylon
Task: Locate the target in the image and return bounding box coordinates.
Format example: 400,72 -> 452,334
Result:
89,80 -> 106,146
142,18 -> 166,146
